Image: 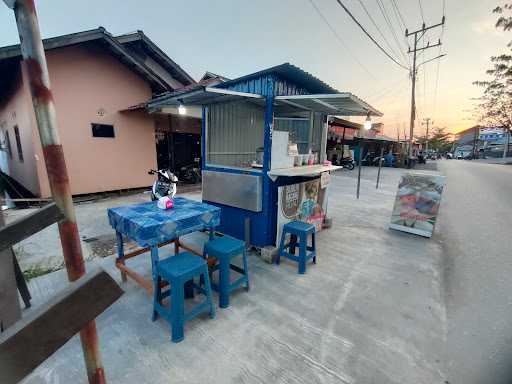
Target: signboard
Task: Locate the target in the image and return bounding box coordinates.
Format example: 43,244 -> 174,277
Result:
320,172 -> 330,188
479,127 -> 505,142
277,178 -> 327,246
389,172 -> 445,238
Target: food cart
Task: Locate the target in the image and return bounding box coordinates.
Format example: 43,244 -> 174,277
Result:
148,63 -> 382,249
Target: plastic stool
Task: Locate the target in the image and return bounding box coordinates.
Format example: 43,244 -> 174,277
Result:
203,235 -> 250,308
276,221 -> 316,274
151,250 -> 215,343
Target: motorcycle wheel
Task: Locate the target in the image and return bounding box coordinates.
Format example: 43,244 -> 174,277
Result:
346,162 -> 355,170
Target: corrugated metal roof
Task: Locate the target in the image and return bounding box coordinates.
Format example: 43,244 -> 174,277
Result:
116,31 -> 195,85
147,86 -> 265,111
217,63 -> 338,95
0,27 -> 194,92
147,62 -> 382,117
275,94 -> 382,117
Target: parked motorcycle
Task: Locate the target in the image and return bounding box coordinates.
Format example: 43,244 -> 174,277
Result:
338,157 -> 355,170
178,158 -> 202,184
148,169 -> 178,201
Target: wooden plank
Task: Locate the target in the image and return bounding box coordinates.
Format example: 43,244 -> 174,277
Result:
0,268 -> 123,384
0,198 -> 52,202
0,209 -> 21,332
0,248 -> 21,332
116,262 -> 153,295
0,202 -> 64,252
123,238 -> 175,260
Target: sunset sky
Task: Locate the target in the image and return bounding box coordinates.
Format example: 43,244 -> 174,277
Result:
1,0 -> 510,136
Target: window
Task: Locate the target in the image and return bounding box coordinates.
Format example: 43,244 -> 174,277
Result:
14,125 -> 23,162
206,100 -> 264,169
4,129 -> 12,159
91,123 -> 115,138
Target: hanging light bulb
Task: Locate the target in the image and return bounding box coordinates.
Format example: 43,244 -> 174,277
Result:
364,113 -> 372,130
178,101 -> 186,115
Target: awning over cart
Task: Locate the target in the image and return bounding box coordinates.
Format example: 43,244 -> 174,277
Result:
148,87 -> 382,117
274,94 -> 382,116
147,87 -> 265,112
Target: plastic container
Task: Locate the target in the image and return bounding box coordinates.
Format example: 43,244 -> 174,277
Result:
157,196 -> 174,210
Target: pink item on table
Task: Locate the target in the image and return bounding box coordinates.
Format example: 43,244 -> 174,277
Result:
323,160 -> 332,166
157,196 -> 174,210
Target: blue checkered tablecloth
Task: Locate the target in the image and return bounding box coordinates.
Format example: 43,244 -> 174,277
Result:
108,197 -> 221,247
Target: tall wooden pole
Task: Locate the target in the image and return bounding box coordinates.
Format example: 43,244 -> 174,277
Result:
406,19 -> 445,168
407,36 -> 418,169
4,1 -> 106,382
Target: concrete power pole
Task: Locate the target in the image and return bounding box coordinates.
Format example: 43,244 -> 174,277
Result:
422,118 -> 432,155
503,128 -> 510,159
405,19 -> 445,168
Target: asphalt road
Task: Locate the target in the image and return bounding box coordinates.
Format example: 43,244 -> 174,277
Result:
436,160 -> 512,384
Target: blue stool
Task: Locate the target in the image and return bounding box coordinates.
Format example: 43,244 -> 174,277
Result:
203,235 -> 250,308
277,221 -> 316,274
151,250 -> 215,343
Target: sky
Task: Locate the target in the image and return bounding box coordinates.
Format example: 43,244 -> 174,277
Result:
0,0 -> 510,136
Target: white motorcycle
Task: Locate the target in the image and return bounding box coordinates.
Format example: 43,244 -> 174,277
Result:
148,169 -> 178,201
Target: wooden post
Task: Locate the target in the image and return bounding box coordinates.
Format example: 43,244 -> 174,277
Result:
0,268 -> 123,384
0,210 -> 21,332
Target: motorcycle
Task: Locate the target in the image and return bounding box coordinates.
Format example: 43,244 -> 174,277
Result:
178,159 -> 201,184
148,169 -> 178,201
338,157 -> 355,170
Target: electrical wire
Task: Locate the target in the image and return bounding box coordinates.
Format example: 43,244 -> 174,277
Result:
307,0 -> 379,81
333,0 -> 409,71
366,73 -> 410,102
375,0 -> 409,64
389,0 -> 412,68
418,0 -> 425,23
433,0 -> 446,120
390,0 -> 407,31
357,0 -> 403,62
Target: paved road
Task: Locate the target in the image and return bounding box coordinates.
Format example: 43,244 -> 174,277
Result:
436,160 -> 512,384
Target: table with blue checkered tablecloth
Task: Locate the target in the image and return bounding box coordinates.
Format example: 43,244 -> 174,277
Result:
108,197 -> 221,293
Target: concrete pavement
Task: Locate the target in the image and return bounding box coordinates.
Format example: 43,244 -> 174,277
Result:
436,160 -> 512,384
19,167 -> 447,384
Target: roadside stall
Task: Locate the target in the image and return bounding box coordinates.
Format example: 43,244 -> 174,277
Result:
148,63 -> 382,250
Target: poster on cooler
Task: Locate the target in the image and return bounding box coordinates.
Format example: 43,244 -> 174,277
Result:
277,178 -> 327,246
389,172 -> 445,237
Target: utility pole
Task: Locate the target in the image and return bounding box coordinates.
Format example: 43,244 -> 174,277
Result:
422,118 -> 432,155
503,127 -> 510,159
406,18 -> 446,168
472,125 -> 479,159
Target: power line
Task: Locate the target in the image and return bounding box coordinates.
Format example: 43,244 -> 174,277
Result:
366,74 -> 410,102
433,0 -> 446,120
357,0 -> 403,62
307,0 -> 379,81
418,0 -> 425,23
334,0 -> 409,70
375,0 -> 409,64
390,0 -> 407,30
389,0 -> 412,68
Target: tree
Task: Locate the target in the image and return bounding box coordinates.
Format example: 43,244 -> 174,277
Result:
474,4 -> 512,130
416,126 -> 453,153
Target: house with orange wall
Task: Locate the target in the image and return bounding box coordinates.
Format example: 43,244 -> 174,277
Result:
0,27 -> 196,198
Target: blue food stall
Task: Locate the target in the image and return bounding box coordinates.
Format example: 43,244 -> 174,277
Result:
148,63 -> 382,249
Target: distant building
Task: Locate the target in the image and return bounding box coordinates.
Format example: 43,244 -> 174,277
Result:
0,27 -> 196,198
479,127 -> 505,142
454,125 -> 510,157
